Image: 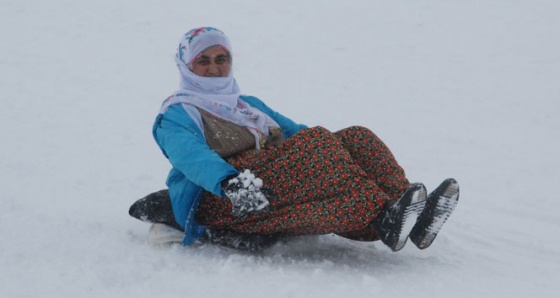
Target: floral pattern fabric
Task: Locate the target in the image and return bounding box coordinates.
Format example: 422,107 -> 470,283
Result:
195,126 -> 409,241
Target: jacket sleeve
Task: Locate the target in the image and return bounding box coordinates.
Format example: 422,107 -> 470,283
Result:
153,105 -> 239,196
241,95 -> 308,138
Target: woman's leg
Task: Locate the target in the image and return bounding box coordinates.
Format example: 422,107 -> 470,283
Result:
195,126 -> 391,238
334,126 -> 409,200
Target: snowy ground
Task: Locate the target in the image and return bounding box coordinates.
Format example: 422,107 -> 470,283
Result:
1,0 -> 560,297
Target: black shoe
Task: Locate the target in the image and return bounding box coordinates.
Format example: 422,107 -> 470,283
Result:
128,189 -> 184,232
409,178 -> 460,250
200,229 -> 282,251
370,183 -> 427,252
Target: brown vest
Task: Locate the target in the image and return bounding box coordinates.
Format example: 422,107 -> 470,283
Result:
198,109 -> 285,159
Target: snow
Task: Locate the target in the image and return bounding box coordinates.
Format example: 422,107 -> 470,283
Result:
1,0 -> 559,297
226,169 -> 269,216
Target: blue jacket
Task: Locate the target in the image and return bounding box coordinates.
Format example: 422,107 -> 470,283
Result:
152,95 -> 307,245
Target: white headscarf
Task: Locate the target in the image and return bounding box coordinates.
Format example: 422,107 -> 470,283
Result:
166,27 -> 277,142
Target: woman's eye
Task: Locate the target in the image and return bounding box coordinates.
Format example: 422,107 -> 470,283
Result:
216,56 -> 229,64
197,59 -> 210,65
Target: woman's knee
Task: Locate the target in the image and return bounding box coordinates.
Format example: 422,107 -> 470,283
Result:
335,126 -> 375,139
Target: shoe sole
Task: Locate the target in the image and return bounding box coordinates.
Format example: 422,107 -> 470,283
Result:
410,178 -> 460,249
393,184 -> 427,251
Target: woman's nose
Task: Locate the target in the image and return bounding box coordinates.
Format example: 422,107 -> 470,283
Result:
206,63 -> 221,76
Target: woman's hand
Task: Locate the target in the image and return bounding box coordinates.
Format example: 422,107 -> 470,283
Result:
223,169 -> 272,217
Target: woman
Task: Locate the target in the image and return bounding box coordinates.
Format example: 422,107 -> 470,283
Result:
129,27 -> 460,252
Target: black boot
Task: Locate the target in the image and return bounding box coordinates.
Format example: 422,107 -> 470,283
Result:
128,189 -> 184,232
370,183 -> 427,252
409,178 -> 460,249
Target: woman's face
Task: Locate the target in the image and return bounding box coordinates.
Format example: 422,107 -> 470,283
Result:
190,46 -> 231,77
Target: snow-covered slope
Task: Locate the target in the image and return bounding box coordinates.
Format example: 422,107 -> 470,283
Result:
1,0 -> 559,297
